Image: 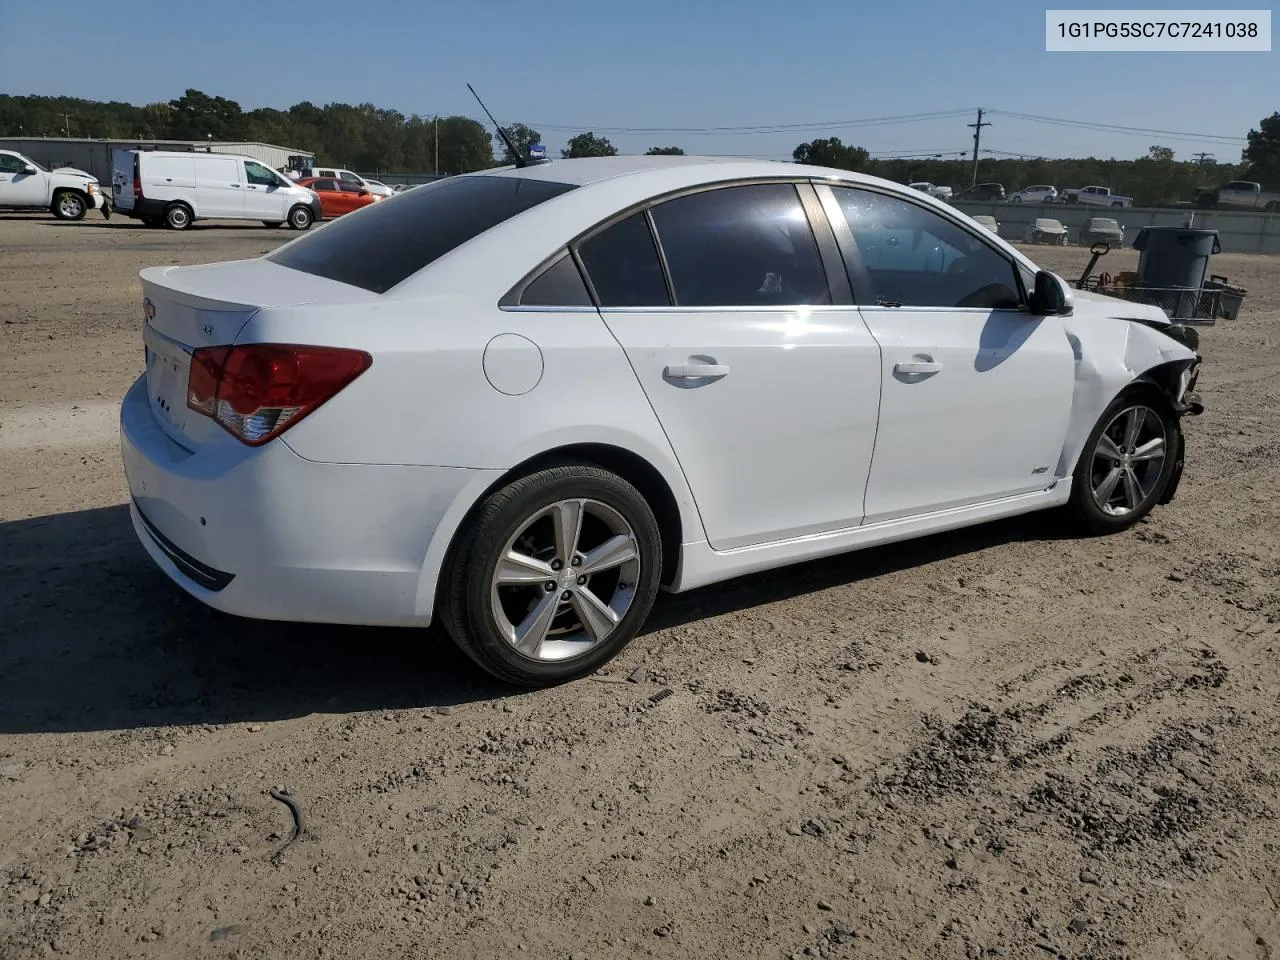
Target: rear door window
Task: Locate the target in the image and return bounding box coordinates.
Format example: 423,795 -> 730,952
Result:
648,183 -> 831,306
269,174 -> 577,293
576,212 -> 671,307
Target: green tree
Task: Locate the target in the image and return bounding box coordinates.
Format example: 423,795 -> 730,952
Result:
562,132 -> 617,158
792,137 -> 870,171
1147,145 -> 1175,162
165,89 -> 245,140
499,123 -> 542,164
1243,112 -> 1280,188
646,146 -> 685,155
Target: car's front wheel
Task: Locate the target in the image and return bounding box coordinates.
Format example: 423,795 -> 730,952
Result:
51,190 -> 87,221
1068,390 -> 1180,534
287,205 -> 314,230
441,465 -> 663,687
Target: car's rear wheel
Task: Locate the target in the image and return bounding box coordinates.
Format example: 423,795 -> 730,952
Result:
164,203 -> 192,230
51,190 -> 87,221
441,465 -> 663,687
287,205 -> 313,230
1068,390 -> 1180,534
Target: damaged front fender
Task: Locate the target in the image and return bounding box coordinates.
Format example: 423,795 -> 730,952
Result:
1055,316 -> 1200,478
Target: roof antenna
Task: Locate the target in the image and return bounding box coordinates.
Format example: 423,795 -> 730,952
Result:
467,83 -> 528,168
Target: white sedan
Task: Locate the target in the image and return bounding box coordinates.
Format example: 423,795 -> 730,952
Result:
119,156 -> 1203,687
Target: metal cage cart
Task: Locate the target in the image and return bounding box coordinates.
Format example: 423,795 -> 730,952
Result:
1074,226 -> 1247,327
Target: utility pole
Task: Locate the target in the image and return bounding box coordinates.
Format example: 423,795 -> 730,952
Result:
968,108 -> 991,187
63,113 -> 73,137
434,116 -> 439,177
1192,151 -> 1214,165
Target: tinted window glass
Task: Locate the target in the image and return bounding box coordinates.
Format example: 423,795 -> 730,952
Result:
650,184 -> 830,307
269,175 -> 577,294
577,213 -> 670,307
0,154 -> 25,173
519,254 -> 592,306
310,179 -> 335,192
829,186 -> 1022,310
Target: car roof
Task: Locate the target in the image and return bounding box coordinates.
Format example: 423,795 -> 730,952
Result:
338,155 -> 1046,298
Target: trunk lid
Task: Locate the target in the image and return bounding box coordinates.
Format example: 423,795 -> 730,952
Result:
138,258 -> 375,450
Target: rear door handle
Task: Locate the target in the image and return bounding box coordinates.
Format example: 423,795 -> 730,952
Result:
664,362 -> 730,380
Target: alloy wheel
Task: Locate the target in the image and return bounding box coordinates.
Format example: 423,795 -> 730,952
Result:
489,498 -> 642,662
1089,404 -> 1167,516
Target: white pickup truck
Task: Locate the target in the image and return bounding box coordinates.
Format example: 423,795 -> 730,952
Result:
1061,185 -> 1133,209
0,149 -> 109,220
1195,180 -> 1280,212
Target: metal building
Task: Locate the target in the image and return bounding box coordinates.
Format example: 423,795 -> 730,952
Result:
0,137 -> 314,185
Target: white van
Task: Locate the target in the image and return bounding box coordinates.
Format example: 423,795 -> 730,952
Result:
112,149 -> 323,230
299,166 -> 394,197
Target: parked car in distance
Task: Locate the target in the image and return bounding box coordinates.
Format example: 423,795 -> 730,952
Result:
113,149 -> 322,230
299,166 -> 394,197
908,181 -> 953,201
1194,180 -> 1280,212
1009,184 -> 1058,203
971,214 -> 1000,234
298,177 -> 383,219
1079,217 -> 1125,247
0,149 -> 109,220
1062,185 -> 1132,209
954,182 -> 1006,202
119,155 -> 1202,688
1023,217 -> 1068,244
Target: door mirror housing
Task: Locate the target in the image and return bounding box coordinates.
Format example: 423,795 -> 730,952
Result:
22,164 -> 37,174
1029,269 -> 1074,315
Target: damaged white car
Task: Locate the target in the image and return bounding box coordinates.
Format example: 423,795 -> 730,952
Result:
120,156 -> 1202,686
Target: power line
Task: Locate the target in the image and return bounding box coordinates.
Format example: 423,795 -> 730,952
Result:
985,109 -> 1245,144
518,108 -> 977,136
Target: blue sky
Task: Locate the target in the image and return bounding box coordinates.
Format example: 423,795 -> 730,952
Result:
0,0 -> 1271,162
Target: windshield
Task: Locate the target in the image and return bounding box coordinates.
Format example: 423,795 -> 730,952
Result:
268,174 -> 577,294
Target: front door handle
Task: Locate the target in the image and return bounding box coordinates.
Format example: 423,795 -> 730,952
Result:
893,354 -> 943,378
664,362 -> 730,380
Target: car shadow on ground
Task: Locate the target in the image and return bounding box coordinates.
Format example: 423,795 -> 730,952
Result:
0,502 -> 1078,735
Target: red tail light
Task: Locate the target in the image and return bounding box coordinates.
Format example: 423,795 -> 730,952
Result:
186,344 -> 372,446
133,158 -> 142,199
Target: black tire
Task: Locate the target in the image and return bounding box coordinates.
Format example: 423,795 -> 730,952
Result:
440,465 -> 663,687
51,190 -> 87,221
1011,196 -> 1022,203
1265,201 -> 1279,213
287,205 -> 313,230
164,203 -> 192,230
1067,388 -> 1181,535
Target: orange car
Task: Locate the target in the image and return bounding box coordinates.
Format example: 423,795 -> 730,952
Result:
297,177 -> 382,219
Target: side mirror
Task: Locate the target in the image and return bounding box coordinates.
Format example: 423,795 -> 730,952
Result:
22,165 -> 37,174
1029,269 -> 1074,315
358,189 -> 369,196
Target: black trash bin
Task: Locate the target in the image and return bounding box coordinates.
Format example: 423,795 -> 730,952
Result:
1132,226 -> 1221,319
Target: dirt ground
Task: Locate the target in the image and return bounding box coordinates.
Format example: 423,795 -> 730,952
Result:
1,211 -> 1278,960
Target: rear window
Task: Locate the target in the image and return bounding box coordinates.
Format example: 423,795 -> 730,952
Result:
268,174 -> 577,293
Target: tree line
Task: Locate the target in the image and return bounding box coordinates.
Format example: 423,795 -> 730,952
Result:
0,91 -> 670,174
792,130 -> 1279,208
1,91 -> 1275,205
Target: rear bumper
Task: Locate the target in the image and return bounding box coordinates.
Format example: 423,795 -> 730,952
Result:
119,374 -> 489,626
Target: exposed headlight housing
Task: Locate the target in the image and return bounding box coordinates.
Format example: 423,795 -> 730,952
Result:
1177,360 -> 1201,402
